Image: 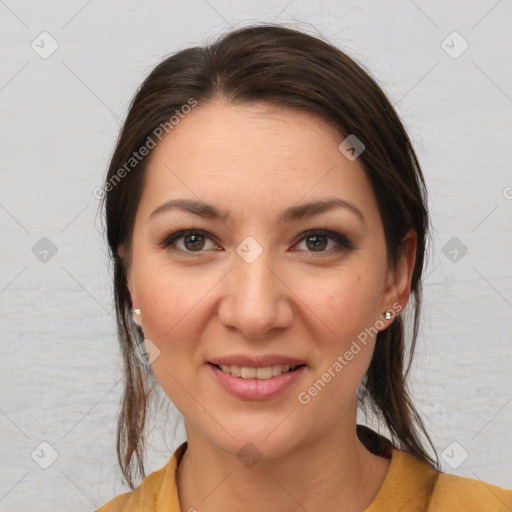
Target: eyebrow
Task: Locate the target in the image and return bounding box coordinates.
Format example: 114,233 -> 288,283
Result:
149,198 -> 365,225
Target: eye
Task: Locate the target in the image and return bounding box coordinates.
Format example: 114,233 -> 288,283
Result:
160,229 -> 220,253
293,229 -> 353,253
159,228 -> 353,255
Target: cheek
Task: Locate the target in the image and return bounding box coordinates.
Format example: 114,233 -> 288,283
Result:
296,273 -> 380,414
131,253 -> 204,344
138,280 -> 200,343
292,268 -> 383,398
296,269 -> 383,338
343,274 -> 382,331
135,270 -> 207,403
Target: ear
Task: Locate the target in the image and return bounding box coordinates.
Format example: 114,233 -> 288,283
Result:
380,228 -> 417,316
118,244 -> 132,292
118,244 -> 142,328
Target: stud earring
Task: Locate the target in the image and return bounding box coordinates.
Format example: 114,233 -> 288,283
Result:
383,310 -> 393,321
132,308 -> 142,327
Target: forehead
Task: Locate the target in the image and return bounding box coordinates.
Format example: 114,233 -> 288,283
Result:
138,101 -> 377,224
150,101 -> 343,168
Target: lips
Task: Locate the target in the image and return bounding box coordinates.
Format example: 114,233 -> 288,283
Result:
208,362 -> 307,400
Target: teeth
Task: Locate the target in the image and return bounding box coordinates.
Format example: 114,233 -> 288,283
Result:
218,364 -> 297,379
241,366 -> 256,378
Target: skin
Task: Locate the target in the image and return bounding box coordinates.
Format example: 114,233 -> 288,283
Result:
124,98 -> 417,512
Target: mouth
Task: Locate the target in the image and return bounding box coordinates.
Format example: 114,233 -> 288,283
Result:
207,362 -> 306,380
207,360 -> 308,400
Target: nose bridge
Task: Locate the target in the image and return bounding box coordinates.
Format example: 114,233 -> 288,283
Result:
219,241 -> 292,337
237,248 -> 276,301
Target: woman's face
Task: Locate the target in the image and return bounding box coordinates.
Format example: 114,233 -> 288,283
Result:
126,100 -> 413,458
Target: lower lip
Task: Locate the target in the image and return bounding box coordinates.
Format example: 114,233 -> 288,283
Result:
208,363 -> 307,400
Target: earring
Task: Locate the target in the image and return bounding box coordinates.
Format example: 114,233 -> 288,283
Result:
383,310 -> 393,321
132,308 -> 142,327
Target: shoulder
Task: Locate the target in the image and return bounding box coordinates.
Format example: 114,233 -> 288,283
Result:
393,448 -> 512,511
94,465 -> 167,512
368,443 -> 512,512
95,442 -> 187,512
428,471 -> 512,511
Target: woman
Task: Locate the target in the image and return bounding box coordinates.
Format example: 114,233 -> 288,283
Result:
96,25 -> 511,511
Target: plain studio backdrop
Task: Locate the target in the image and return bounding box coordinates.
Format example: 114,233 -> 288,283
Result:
1,1 -> 511,510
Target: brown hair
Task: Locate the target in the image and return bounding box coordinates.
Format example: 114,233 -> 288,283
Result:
101,24 -> 439,489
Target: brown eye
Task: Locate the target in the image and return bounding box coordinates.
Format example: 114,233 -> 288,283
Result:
183,233 -> 206,251
294,229 -> 353,253
305,234 -> 328,251
160,229 -> 220,254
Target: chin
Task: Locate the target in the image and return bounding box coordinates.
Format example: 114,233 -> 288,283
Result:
201,418 -> 306,464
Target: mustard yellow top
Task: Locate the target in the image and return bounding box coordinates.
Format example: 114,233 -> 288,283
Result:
97,428 -> 512,512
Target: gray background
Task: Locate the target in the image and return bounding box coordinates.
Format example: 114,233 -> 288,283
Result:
1,0 -> 511,510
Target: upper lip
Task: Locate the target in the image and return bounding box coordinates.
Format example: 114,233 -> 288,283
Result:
208,355 -> 307,368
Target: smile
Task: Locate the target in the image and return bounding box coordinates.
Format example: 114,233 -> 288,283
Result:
212,363 -> 304,380
208,363 -> 307,400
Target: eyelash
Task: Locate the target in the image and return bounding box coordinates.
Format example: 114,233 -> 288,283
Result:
158,228 -> 353,255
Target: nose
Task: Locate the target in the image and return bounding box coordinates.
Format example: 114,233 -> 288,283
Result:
217,250 -> 294,339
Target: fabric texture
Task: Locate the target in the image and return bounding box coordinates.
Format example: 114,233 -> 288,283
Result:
97,426 -> 512,511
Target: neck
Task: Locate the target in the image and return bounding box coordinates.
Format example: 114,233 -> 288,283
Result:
175,400 -> 390,512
